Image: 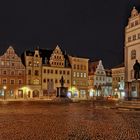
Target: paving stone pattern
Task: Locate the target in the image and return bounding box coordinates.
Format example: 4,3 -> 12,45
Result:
0,101 -> 139,140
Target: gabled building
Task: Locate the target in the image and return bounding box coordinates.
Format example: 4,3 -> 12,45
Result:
41,46 -> 71,98
125,7 -> 140,98
22,45 -> 72,98
88,60 -> 106,96
0,46 -> 26,99
22,48 -> 42,98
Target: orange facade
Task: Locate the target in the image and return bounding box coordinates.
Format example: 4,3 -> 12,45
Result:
0,46 -> 26,99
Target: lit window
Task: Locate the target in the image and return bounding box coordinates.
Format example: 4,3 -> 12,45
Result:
1,61 -> 4,66
84,73 -> 86,78
33,79 -> 39,85
81,73 -> 83,77
77,72 -> 79,77
73,80 -> 76,85
131,50 -> 136,59
73,72 -> 76,77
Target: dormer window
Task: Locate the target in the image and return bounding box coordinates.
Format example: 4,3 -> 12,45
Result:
36,55 -> 38,57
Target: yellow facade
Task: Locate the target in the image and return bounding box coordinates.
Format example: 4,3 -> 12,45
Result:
23,49 -> 42,98
20,45 -> 89,100
68,56 -> 89,99
42,46 -> 71,97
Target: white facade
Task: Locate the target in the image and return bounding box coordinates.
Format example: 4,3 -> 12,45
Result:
88,60 -> 112,97
125,7 -> 140,98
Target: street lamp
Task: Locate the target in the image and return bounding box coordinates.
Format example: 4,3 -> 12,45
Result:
3,86 -> 7,100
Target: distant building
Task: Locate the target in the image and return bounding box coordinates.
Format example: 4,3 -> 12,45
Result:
22,45 -> 72,98
68,56 -> 89,99
0,46 -> 26,99
111,63 -> 125,99
41,46 -> 71,98
88,60 -> 109,97
22,48 -> 42,98
105,69 -> 112,96
125,7 -> 140,98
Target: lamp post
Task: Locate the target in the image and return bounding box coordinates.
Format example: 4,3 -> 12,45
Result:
3,86 -> 7,100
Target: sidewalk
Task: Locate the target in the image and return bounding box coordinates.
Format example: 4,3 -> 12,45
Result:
116,100 -> 140,110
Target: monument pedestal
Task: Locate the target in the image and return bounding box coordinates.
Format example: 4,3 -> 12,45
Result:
131,80 -> 140,99
57,87 -> 68,97
134,80 -> 140,98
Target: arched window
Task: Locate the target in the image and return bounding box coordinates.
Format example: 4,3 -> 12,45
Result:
131,50 -> 136,59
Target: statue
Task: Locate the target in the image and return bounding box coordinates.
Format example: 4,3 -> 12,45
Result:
60,76 -> 64,87
133,60 -> 140,80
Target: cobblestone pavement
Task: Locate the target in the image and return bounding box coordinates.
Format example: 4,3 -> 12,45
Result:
0,101 -> 140,140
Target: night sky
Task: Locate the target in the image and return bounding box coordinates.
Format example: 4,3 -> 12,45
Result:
0,0 -> 140,68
